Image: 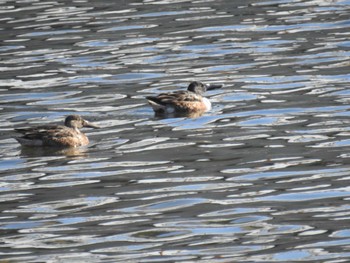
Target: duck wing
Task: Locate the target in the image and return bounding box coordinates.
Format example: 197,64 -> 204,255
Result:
15,125 -> 85,147
15,125 -> 79,143
15,125 -> 66,138
147,91 -> 201,104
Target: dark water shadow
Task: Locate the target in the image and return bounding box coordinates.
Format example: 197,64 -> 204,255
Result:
18,146 -> 89,158
152,110 -> 205,119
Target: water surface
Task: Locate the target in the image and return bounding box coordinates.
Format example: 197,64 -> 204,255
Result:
1,0 -> 350,262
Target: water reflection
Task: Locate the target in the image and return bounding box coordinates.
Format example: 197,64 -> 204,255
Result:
19,146 -> 89,158
2,0 -> 350,262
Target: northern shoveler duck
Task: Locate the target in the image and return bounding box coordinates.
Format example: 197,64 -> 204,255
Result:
146,81 -> 223,116
14,115 -> 99,147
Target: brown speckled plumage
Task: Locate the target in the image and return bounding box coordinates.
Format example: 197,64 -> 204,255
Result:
146,81 -> 222,117
15,115 -> 99,148
148,91 -> 206,113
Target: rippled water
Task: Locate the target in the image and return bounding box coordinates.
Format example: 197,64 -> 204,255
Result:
2,0 -> 350,262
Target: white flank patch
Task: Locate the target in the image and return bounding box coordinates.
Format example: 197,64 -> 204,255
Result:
203,98 -> 211,111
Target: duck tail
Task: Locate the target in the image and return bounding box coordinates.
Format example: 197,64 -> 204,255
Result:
14,128 -> 28,134
146,96 -> 167,112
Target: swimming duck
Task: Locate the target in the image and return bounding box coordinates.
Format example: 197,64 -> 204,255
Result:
14,115 -> 99,147
146,81 -> 223,116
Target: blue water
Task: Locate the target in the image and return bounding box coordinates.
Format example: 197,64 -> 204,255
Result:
1,0 -> 350,262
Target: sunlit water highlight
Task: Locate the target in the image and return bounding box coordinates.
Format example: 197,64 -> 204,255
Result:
1,0 -> 350,262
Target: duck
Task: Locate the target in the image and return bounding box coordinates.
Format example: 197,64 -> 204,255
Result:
14,115 -> 99,147
146,81 -> 222,117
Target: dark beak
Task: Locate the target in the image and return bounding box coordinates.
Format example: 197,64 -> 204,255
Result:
83,120 -> 100,129
206,84 -> 223,91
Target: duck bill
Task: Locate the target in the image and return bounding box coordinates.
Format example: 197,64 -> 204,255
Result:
206,84 -> 223,91
83,120 -> 100,129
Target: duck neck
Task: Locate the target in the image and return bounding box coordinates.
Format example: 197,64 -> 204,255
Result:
73,126 -> 81,133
